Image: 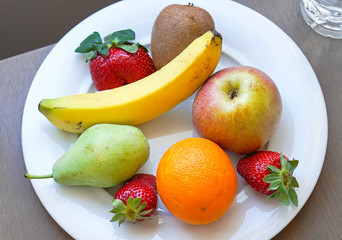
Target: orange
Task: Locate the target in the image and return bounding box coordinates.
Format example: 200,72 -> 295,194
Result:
156,137 -> 237,225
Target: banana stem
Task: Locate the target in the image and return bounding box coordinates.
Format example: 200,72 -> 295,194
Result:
25,173 -> 53,179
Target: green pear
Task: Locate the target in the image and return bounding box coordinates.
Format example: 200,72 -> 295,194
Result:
25,124 -> 150,187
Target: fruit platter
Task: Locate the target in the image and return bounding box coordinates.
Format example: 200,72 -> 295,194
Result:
22,0 -> 328,239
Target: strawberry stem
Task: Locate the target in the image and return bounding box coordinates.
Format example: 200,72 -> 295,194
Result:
75,29 -> 148,61
263,153 -> 299,207
110,197 -> 152,226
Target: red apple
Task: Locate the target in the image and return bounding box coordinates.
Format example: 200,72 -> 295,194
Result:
192,66 -> 282,155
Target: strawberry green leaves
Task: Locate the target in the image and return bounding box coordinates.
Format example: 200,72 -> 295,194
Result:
104,29 -> 135,46
75,32 -> 102,53
263,153 -> 299,207
75,31 -> 107,61
110,197 -> 153,226
75,29 -> 142,61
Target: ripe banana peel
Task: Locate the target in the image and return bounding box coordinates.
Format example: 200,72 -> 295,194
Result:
39,30 -> 222,133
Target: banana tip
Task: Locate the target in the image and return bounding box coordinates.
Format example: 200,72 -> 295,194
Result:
211,29 -> 222,40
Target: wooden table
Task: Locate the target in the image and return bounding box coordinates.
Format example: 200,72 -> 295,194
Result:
1,1 -> 341,239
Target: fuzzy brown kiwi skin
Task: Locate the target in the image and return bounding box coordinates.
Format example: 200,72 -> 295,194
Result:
151,4 -> 215,70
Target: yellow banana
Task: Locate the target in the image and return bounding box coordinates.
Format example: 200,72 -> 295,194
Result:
39,30 -> 222,133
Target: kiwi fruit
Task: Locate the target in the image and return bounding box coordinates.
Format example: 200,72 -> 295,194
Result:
151,3 -> 215,69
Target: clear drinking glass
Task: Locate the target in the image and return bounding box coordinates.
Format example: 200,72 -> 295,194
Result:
300,0 -> 342,39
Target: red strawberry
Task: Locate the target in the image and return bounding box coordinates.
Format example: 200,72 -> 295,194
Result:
236,151 -> 299,206
75,29 -> 156,91
128,173 -> 157,192
88,55 -> 124,90
110,173 -> 157,225
106,47 -> 156,85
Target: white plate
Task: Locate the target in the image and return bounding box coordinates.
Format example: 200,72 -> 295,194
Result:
22,0 -> 328,239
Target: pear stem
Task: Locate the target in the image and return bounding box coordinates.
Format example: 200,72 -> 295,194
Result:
25,173 -> 53,179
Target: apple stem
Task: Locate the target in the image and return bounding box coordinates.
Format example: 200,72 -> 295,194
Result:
229,88 -> 238,100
